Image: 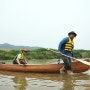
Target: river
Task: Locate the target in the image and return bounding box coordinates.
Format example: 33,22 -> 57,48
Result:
0,59 -> 90,90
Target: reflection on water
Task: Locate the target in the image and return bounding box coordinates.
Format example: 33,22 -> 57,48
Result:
26,78 -> 63,90
0,59 -> 90,90
12,76 -> 27,90
0,75 -> 15,90
0,70 -> 90,90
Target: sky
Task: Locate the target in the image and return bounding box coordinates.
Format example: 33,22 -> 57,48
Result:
0,0 -> 90,50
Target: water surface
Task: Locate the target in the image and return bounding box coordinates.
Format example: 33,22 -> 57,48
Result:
0,59 -> 90,90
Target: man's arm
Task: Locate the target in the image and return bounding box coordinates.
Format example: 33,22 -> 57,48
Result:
16,54 -> 21,64
72,51 -> 74,57
24,58 -> 27,64
58,37 -> 68,52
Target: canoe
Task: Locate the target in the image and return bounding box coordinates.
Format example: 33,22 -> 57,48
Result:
0,61 -> 90,73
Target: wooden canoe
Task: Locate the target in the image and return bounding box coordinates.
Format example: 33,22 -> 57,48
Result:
0,61 -> 90,73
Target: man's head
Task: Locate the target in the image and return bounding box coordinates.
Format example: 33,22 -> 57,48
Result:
68,31 -> 77,39
21,49 -> 28,54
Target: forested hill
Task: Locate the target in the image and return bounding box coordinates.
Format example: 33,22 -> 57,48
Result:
0,43 -> 41,50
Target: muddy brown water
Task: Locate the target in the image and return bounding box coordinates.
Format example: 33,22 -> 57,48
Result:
0,59 -> 90,90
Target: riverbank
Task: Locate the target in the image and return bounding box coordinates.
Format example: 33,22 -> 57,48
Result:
0,48 -> 90,60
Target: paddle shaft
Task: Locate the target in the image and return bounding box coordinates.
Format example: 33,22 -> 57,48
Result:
48,49 -> 74,59
48,49 -> 90,66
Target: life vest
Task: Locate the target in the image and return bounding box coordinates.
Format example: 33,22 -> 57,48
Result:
64,37 -> 74,52
19,53 -> 25,62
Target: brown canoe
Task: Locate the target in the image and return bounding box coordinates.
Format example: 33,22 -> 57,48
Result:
0,61 -> 90,73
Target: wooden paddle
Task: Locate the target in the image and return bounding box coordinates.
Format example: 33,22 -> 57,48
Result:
47,48 -> 90,66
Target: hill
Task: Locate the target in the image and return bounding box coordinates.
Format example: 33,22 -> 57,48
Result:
0,43 -> 41,50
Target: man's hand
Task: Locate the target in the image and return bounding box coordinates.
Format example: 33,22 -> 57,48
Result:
18,62 -> 21,64
72,57 -> 76,61
56,52 -> 62,55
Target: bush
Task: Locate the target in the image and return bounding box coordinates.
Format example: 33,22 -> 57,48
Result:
0,49 -> 90,60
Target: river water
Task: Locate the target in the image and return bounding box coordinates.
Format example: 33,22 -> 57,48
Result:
0,59 -> 90,90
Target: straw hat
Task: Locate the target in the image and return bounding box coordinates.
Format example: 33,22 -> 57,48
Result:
21,49 -> 28,52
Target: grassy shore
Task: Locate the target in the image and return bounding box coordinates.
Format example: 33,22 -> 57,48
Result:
0,48 -> 90,60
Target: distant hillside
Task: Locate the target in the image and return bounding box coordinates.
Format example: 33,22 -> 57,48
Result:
0,43 -> 41,50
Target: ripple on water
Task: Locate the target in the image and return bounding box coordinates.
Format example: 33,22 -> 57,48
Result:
26,77 -> 64,90
0,70 -> 90,90
0,75 -> 20,86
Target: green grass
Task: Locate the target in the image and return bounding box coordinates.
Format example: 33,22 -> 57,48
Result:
0,48 -> 90,60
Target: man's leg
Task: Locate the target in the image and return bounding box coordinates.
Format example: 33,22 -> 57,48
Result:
62,56 -> 72,74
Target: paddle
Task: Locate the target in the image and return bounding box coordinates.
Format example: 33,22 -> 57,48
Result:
47,48 -> 90,66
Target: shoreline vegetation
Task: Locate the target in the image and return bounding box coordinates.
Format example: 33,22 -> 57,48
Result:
0,48 -> 90,60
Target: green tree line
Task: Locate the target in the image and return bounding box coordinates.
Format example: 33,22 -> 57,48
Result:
0,48 -> 90,60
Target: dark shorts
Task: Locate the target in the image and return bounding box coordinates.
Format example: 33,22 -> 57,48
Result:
13,60 -> 26,64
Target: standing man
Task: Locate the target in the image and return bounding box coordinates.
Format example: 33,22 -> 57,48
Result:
13,49 -> 28,64
58,31 -> 77,74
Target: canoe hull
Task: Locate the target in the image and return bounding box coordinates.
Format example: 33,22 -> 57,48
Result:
0,62 -> 90,73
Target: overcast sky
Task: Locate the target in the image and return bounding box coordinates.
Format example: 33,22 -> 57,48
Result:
0,0 -> 90,50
